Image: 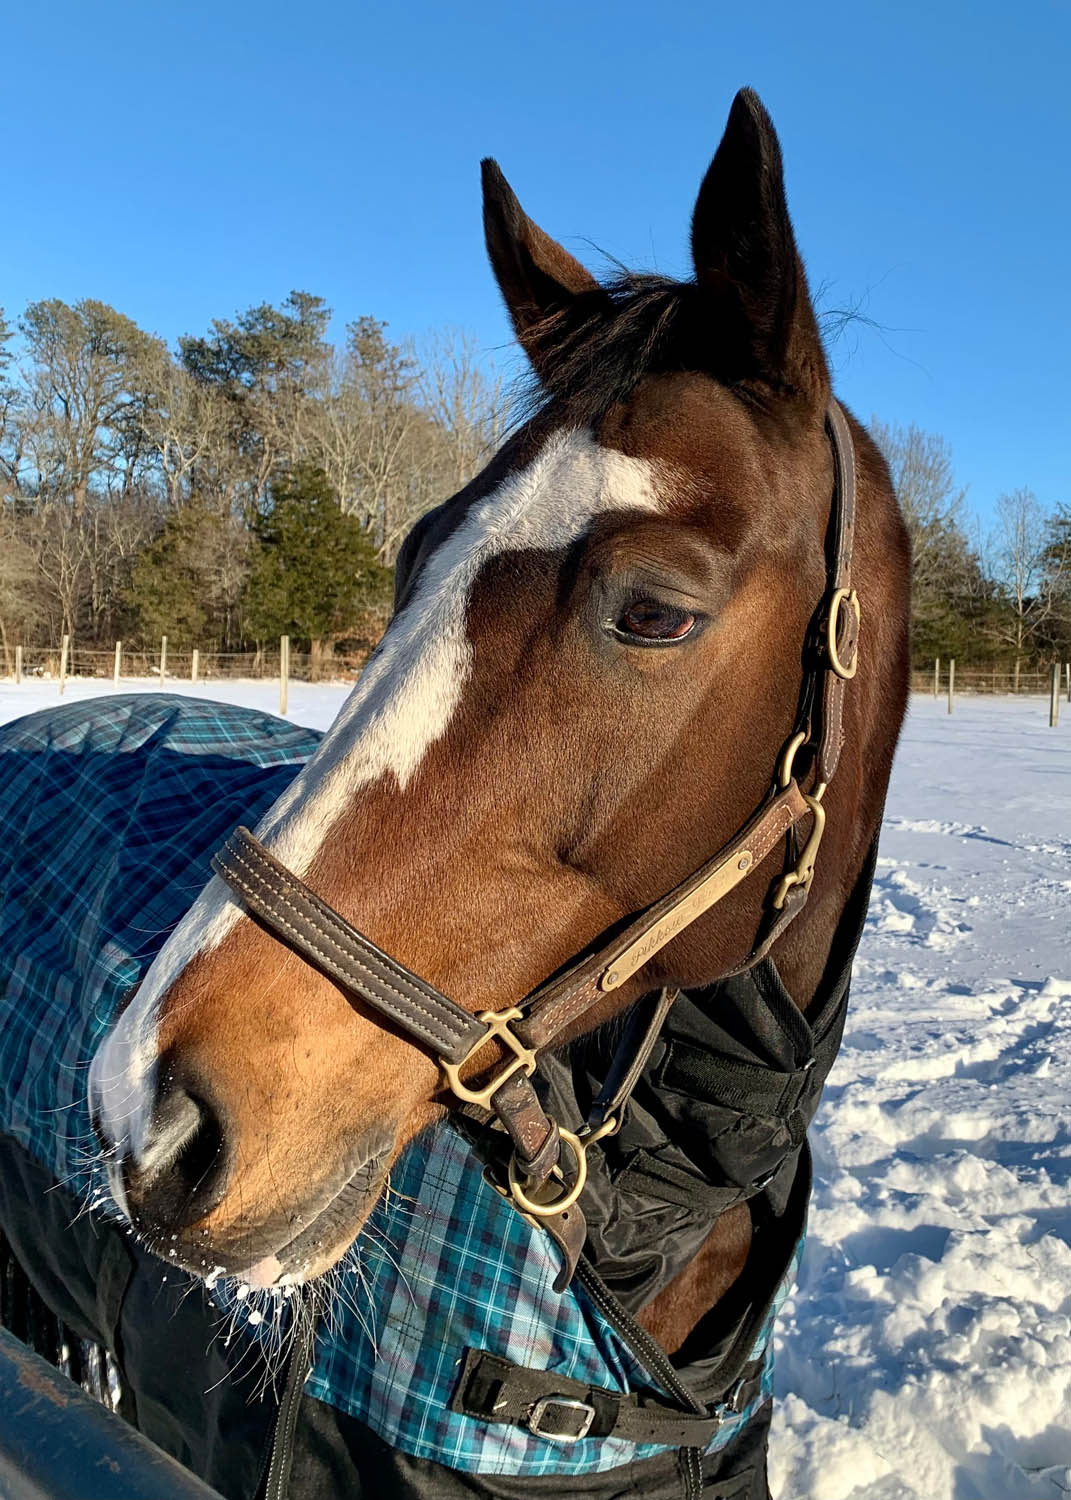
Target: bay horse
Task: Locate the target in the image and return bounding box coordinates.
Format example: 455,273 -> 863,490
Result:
0,89 -> 909,1499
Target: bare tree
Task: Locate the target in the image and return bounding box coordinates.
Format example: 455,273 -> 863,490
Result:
414,328 -> 506,492
870,418 -> 987,661
0,309 -> 28,503
341,318 -> 421,552
986,488 -> 1056,690
870,420 -> 967,590
20,300 -> 164,514
134,345 -> 233,511
0,507 -> 43,673
0,308 -> 12,376
304,349 -> 371,517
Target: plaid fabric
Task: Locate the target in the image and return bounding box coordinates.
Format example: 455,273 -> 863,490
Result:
0,694 -> 791,1478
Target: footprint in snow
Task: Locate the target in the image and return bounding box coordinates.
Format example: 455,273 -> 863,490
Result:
866,868 -> 971,949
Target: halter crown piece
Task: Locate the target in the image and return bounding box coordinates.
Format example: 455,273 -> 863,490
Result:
213,401 -> 861,1289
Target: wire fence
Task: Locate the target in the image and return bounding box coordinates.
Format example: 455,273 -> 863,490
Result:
909,657 -> 1070,728
3,643 -> 1071,726
910,664 -> 1071,697
1,640 -> 376,686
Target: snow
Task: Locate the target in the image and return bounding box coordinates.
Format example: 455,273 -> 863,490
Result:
1,678 -> 1069,1497
771,695 -> 1071,1500
0,673 -> 351,733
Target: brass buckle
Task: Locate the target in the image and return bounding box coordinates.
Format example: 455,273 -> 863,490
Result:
778,730 -> 808,790
440,1006 -> 536,1109
827,587 -> 861,680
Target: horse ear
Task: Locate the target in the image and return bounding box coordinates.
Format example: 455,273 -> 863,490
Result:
481,159 -> 602,377
691,89 -> 825,397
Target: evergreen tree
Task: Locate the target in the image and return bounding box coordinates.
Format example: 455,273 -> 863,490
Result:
180,291 -> 330,395
1041,505 -> 1071,661
124,503 -> 249,649
124,507 -> 212,647
870,418 -> 990,665
243,465 -> 392,672
0,308 -> 13,378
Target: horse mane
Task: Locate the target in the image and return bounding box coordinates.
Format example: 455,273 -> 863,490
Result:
512,261 -> 824,432
514,272 -> 741,425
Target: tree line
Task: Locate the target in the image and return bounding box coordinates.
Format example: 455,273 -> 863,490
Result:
872,421 -> 1070,679
0,290 -> 1067,678
0,293 -> 503,671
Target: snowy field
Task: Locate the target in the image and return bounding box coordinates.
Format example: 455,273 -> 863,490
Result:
1,678 -> 1069,1499
0,672 -> 346,731
771,695 -> 1071,1500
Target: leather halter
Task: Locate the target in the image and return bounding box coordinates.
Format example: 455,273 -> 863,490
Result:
212,400 -> 860,1288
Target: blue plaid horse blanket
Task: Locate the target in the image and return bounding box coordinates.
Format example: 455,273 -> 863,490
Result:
0,694 -> 791,1479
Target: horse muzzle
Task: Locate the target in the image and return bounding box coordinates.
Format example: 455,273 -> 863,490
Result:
90,1052 -> 392,1284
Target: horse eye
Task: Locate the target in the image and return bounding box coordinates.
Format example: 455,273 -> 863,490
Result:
614,600 -> 697,643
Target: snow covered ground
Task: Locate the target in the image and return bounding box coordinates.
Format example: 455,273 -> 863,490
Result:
1,678 -> 1068,1498
771,694 -> 1071,1500
0,672 -> 349,733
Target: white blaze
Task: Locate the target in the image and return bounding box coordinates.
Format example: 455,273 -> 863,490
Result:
88,428 -> 664,1156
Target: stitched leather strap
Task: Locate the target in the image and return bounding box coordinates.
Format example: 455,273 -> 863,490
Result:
515,781 -> 810,1052
816,401 -> 858,785
214,778 -> 812,1078
212,828 -> 488,1066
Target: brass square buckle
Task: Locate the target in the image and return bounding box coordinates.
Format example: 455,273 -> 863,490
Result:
440,1006 -> 536,1109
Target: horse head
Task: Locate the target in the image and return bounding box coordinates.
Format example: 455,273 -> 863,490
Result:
88,89 -> 910,1293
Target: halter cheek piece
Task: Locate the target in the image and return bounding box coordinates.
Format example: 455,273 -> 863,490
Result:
213,401 -> 860,1289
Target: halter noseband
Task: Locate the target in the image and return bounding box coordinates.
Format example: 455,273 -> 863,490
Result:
212,400 -> 860,1288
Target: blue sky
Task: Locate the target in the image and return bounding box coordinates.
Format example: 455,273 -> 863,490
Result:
3,0 -> 1068,526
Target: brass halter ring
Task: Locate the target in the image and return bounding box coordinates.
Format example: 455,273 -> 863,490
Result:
826,587 -> 861,680
508,1128 -> 588,1216
505,1116 -> 618,1218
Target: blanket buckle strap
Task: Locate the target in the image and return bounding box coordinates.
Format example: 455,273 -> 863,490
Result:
527,1395 -> 597,1443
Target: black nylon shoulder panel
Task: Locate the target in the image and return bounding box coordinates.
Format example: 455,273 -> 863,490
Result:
536,839 -> 877,1314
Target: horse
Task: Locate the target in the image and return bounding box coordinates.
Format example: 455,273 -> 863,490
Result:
0,88 -> 910,1499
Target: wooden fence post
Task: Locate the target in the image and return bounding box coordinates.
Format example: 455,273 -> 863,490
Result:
160,635 -> 168,682
933,657 -> 939,698
59,634 -> 70,695
947,658 -> 955,714
280,635 -> 290,717
14,645 -> 22,685
1051,663 -> 1061,728
113,641 -> 122,687
191,648 -> 199,684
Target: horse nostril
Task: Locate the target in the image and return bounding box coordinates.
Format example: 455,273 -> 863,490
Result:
122,1084 -> 229,1234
